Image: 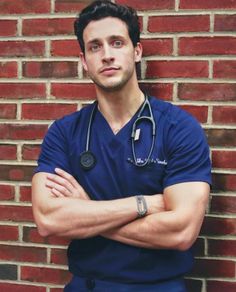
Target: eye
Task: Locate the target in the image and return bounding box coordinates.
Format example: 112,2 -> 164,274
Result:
112,40 -> 123,48
90,43 -> 101,52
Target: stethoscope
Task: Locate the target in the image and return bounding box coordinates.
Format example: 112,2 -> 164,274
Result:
79,95 -> 156,170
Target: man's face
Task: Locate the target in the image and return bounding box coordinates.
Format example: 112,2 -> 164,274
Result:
81,17 -> 142,92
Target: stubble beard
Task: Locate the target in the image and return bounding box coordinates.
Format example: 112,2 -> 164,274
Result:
89,67 -> 135,93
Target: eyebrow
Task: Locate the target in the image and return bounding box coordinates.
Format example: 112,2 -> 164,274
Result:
86,35 -> 126,45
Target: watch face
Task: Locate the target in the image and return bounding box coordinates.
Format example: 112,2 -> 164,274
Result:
136,195 -> 147,217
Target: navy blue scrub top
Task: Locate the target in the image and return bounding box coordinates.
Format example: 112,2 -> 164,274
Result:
35,96 -> 212,284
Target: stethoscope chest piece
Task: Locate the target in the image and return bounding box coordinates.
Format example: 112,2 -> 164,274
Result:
79,150 -> 96,170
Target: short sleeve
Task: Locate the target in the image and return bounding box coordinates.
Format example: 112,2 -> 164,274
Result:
163,112 -> 212,188
34,119 -> 71,174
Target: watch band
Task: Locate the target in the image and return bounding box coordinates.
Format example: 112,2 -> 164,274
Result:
136,195 -> 147,217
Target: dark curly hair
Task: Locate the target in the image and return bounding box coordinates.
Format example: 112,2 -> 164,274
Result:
74,0 -> 140,53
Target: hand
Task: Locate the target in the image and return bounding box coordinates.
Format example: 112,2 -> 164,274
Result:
144,194 -> 165,215
45,168 -> 90,200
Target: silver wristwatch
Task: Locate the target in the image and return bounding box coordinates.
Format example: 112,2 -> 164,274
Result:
136,195 -> 147,217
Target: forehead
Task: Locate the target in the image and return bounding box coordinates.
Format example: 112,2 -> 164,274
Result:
83,17 -> 130,43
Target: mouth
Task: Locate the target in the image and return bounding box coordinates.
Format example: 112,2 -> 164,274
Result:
100,67 -> 120,73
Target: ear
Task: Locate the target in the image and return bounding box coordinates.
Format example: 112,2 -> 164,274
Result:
134,42 -> 143,63
80,52 -> 88,72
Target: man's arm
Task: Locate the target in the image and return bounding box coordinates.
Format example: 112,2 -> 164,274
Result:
102,181 -> 209,250
31,170 -> 163,239
39,169 -> 209,250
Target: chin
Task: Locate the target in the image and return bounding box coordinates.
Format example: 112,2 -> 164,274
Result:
96,79 -> 130,92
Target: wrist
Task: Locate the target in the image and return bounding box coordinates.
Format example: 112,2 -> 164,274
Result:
135,195 -> 147,218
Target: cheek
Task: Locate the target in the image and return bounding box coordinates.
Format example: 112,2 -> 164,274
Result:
84,57 -> 99,72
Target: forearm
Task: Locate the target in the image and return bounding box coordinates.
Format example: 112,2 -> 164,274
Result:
32,173 -> 139,239
102,210 -> 193,250
103,182 -> 209,250
35,195 -> 138,238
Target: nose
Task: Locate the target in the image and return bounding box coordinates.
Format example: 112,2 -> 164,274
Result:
102,44 -> 114,64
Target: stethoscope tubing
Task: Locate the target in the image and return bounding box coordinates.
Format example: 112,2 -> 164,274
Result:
131,96 -> 156,167
80,94 -> 156,170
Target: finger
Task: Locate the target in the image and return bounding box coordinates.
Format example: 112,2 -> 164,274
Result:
51,188 -> 64,198
46,180 -> 72,197
47,173 -> 75,194
55,168 -> 81,189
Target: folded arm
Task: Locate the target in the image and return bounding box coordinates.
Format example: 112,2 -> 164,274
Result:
31,169 -> 163,239
102,181 -> 210,250
32,169 -> 209,250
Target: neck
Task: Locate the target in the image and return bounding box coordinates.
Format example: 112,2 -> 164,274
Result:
95,83 -> 144,134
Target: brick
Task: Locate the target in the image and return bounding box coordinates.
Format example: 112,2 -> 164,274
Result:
179,37 -> 236,56
0,184 -> 15,200
179,105 -> 208,123
51,83 -> 96,99
19,186 -> 32,202
0,264 -> 17,280
23,226 -> 49,244
180,0 -> 236,9
212,173 -> 236,191
22,145 -> 41,161
213,106 -> 236,124
0,205 -> 34,222
21,266 -> 71,285
0,225 -> 18,241
22,103 -> 77,120
0,62 -> 17,78
0,144 -> 17,160
0,283 -> 45,292
51,40 -> 80,56
185,279 -> 203,292
140,83 -> 173,101
117,0 -> 175,10
23,226 -> 69,246
55,0 -> 94,12
208,239 -> 236,257
215,14 -> 236,31
192,238 -> 205,256
0,0 -> 50,14
213,60 -> 236,78
50,289 -> 66,292
206,129 -> 236,147
0,245 -> 47,263
0,20 -> 17,36
0,165 -> 35,182
210,195 -> 236,214
0,104 -> 17,118
212,150 -> 236,169
141,38 -> 173,56
0,41 -> 45,57
0,124 -> 47,140
23,61 -> 78,78
146,61 -> 208,78
51,248 -> 68,265
178,83 -> 236,101
189,258 -> 235,278
148,15 -> 209,33
22,18 -> 74,36
201,216 -> 236,235
0,83 -> 46,99
207,280 -> 236,292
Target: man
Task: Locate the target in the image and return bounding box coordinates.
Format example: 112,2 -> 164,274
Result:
32,1 -> 211,291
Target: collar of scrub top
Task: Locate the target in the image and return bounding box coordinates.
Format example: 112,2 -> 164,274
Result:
79,94 -> 156,170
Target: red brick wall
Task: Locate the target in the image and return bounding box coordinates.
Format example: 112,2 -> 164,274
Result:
0,0 -> 235,291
